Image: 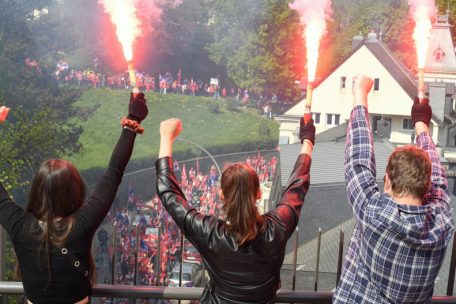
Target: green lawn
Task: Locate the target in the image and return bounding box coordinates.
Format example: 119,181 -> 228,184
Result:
69,89 -> 279,171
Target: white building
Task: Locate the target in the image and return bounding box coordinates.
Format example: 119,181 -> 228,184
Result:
276,15 -> 456,161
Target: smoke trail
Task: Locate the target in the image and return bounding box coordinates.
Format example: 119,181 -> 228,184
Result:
408,0 -> 436,68
289,0 -> 332,82
98,0 -> 182,61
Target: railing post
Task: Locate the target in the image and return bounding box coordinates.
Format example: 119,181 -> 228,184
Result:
446,232 -> 456,296
314,228 -> 322,292
336,230 -> 344,285
134,224 -> 140,286
111,223 -> 117,304
0,228 -> 6,304
178,232 -> 184,304
292,227 -> 299,291
156,228 -> 162,286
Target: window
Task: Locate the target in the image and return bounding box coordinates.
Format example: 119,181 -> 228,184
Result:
433,47 -> 445,62
374,78 -> 380,91
402,118 -> 414,130
340,76 -> 346,89
326,114 -> 332,125
312,112 -> 321,124
326,114 -> 341,126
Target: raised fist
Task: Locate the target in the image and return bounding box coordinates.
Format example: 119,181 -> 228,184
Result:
299,117 -> 316,145
127,92 -> 148,123
411,97 -> 432,127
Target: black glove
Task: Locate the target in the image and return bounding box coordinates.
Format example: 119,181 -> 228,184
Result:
127,92 -> 148,123
299,117 -> 316,145
411,97 -> 432,127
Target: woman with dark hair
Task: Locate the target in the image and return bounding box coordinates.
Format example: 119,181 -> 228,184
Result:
156,117 -> 315,303
0,94 -> 148,304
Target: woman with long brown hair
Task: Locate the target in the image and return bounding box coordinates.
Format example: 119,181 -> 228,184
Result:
156,117 -> 315,303
0,95 -> 147,303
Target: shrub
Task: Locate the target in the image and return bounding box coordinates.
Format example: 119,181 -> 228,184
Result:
259,121 -> 271,136
226,100 -> 239,112
207,101 -> 220,114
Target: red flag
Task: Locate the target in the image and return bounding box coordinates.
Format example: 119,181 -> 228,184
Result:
182,163 -> 187,181
196,158 -> 200,174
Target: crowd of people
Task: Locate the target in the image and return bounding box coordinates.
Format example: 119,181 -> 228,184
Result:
94,153 -> 278,293
50,60 -> 285,115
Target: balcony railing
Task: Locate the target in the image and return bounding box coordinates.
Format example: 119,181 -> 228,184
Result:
1,282 -> 456,303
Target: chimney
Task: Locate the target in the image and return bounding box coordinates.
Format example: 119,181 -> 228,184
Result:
366,31 -> 378,42
352,32 -> 364,50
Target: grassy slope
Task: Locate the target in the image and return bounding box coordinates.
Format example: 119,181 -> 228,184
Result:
69,89 -> 279,171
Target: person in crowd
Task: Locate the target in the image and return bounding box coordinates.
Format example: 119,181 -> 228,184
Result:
0,94 -> 148,303
334,75 -> 454,303
155,115 -> 315,303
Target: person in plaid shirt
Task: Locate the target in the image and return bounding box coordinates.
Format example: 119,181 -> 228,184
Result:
333,75 -> 454,303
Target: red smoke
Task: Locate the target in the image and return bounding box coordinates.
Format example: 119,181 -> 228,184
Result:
289,0 -> 332,82
408,0 -> 436,69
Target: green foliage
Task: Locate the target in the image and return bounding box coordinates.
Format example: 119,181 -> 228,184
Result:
258,121 -> 271,137
68,89 -> 279,171
0,1 -> 89,195
207,100 -> 221,113
205,0 -> 303,100
226,98 -> 239,112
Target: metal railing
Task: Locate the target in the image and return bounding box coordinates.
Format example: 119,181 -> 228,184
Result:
1,282 -> 456,303
2,225 -> 456,303
2,230 -> 456,303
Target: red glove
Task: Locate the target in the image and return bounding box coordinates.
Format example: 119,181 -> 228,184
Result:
299,118 -> 316,145
127,92 -> 148,123
411,97 -> 432,127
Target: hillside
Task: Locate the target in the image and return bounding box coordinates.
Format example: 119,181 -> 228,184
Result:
69,89 -> 279,171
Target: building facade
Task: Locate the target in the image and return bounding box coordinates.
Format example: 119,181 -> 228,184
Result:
277,16 -> 456,161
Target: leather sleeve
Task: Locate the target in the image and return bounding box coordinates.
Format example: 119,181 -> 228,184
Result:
265,153 -> 311,240
155,157 -> 217,246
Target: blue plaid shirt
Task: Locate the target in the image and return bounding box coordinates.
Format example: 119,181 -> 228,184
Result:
333,106 -> 454,304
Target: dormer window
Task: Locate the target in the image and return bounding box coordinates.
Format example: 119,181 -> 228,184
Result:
433,47 -> 445,62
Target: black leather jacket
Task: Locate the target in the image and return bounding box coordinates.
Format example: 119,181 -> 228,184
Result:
156,153 -> 311,303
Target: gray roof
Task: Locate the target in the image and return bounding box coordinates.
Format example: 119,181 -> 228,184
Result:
279,141 -> 395,186
310,36 -> 418,101
364,41 -> 418,101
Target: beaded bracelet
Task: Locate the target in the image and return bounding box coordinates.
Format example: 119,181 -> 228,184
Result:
121,117 -> 144,134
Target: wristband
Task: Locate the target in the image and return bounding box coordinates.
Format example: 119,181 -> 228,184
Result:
121,117 -> 144,134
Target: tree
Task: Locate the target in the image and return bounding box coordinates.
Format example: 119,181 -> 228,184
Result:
204,0 -> 304,101
0,1 -> 88,196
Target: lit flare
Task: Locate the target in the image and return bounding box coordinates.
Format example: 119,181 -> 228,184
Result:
408,0 -> 435,101
289,0 -> 332,121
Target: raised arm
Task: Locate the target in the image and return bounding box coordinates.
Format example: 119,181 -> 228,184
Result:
155,118 -> 214,245
0,106 -> 10,123
0,107 -> 26,236
76,93 -> 148,233
266,118 -> 315,239
344,76 -> 378,221
412,99 -> 450,208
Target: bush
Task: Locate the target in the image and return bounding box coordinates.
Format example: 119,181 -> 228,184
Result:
259,121 -> 271,136
226,100 -> 239,112
207,101 -> 220,114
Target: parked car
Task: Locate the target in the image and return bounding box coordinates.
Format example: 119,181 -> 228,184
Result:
168,262 -> 203,287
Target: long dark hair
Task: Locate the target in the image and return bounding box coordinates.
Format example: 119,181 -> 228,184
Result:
221,163 -> 265,245
23,159 -> 95,284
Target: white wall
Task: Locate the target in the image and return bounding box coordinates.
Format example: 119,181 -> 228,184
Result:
283,46 -> 416,144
